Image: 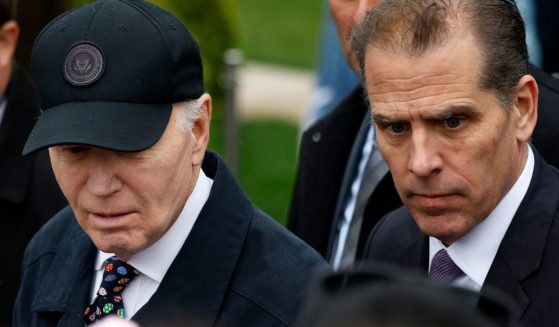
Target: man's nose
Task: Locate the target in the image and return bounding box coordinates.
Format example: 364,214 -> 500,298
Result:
86,154 -> 122,197
407,131 -> 443,177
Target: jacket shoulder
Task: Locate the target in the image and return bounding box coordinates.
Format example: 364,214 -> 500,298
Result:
365,206 -> 420,260
229,207 -> 327,325
302,87 -> 367,138
22,206 -> 75,266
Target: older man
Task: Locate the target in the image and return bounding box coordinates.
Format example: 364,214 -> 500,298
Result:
13,0 -> 325,326
355,0 -> 559,325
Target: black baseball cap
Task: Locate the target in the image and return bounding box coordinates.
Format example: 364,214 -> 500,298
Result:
22,0 -> 205,155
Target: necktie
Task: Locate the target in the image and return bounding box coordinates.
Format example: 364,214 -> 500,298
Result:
429,249 -> 464,283
83,256 -> 140,324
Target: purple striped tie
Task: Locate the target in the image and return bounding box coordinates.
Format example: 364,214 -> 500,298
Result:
429,249 -> 464,283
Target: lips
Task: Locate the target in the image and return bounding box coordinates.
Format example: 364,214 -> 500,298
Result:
409,193 -> 460,212
89,211 -> 135,225
93,212 -> 131,218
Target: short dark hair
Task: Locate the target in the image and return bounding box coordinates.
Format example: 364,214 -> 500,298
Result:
351,0 -> 528,108
297,265 -> 515,327
0,0 -> 17,25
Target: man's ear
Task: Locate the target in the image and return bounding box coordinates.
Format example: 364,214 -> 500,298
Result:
191,93 -> 212,166
514,74 -> 538,143
0,20 -> 19,95
0,20 -> 19,67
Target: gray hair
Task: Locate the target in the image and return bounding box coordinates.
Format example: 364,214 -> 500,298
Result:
175,95 -> 207,132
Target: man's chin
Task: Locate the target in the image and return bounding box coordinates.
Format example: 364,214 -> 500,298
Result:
91,235 -> 134,258
412,213 -> 468,245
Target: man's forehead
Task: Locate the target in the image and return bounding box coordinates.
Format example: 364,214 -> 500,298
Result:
365,32 -> 482,95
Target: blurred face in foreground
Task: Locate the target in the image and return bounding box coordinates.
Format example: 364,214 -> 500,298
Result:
49,98 -> 211,260
329,0 -> 382,70
364,32 -> 537,245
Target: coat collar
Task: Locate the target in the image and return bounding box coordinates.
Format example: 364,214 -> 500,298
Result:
31,207 -> 96,325
130,152 -> 252,325
393,147 -> 556,321
482,147 -> 559,319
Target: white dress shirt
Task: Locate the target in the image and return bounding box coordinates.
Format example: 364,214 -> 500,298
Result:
90,170 -> 213,319
332,125 -> 376,269
429,147 -> 535,291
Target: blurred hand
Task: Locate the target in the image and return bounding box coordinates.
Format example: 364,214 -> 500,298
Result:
91,316 -> 140,327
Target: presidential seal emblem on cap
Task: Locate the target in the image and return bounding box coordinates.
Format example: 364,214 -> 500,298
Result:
63,42 -> 105,86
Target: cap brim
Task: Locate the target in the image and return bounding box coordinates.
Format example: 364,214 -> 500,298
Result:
23,101 -> 172,155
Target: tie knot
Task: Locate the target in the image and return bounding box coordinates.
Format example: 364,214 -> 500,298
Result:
429,249 -> 463,283
102,256 -> 140,286
83,256 -> 140,324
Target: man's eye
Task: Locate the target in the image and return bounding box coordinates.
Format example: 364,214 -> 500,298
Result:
389,123 -> 406,134
67,146 -> 87,154
445,117 -> 462,129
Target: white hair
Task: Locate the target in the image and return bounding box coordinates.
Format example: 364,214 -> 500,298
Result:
175,95 -> 206,132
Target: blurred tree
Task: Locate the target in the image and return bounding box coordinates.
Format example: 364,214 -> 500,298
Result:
155,0 -> 238,100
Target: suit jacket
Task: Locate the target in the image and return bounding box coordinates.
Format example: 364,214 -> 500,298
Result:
0,66 -> 66,325
288,87 -> 402,260
530,64 -> 559,168
14,152 -> 326,327
365,148 -> 559,327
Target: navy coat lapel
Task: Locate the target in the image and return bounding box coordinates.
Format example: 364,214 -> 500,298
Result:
326,112 -> 371,261
133,153 -> 251,326
288,86 -> 368,258
31,216 -> 96,326
483,149 -> 559,321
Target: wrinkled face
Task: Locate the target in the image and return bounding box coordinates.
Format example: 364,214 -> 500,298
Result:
329,0 -> 382,69
49,103 -> 209,260
365,33 -> 531,245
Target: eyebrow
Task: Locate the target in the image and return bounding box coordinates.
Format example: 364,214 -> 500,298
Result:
372,104 -> 480,124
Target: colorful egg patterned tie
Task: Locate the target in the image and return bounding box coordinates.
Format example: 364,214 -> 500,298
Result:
83,256 -> 140,324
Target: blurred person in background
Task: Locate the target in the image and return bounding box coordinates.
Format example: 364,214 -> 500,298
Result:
288,0 -> 403,271
301,1 -> 359,131
536,0 -> 559,75
0,0 -> 66,325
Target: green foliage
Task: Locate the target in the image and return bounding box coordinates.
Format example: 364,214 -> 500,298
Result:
238,0 -> 323,69
237,120 -> 298,225
70,0 -> 239,100
153,0 -> 238,99
209,117 -> 298,226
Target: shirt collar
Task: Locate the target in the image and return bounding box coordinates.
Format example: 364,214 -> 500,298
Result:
429,146 -> 534,288
94,170 -> 214,283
